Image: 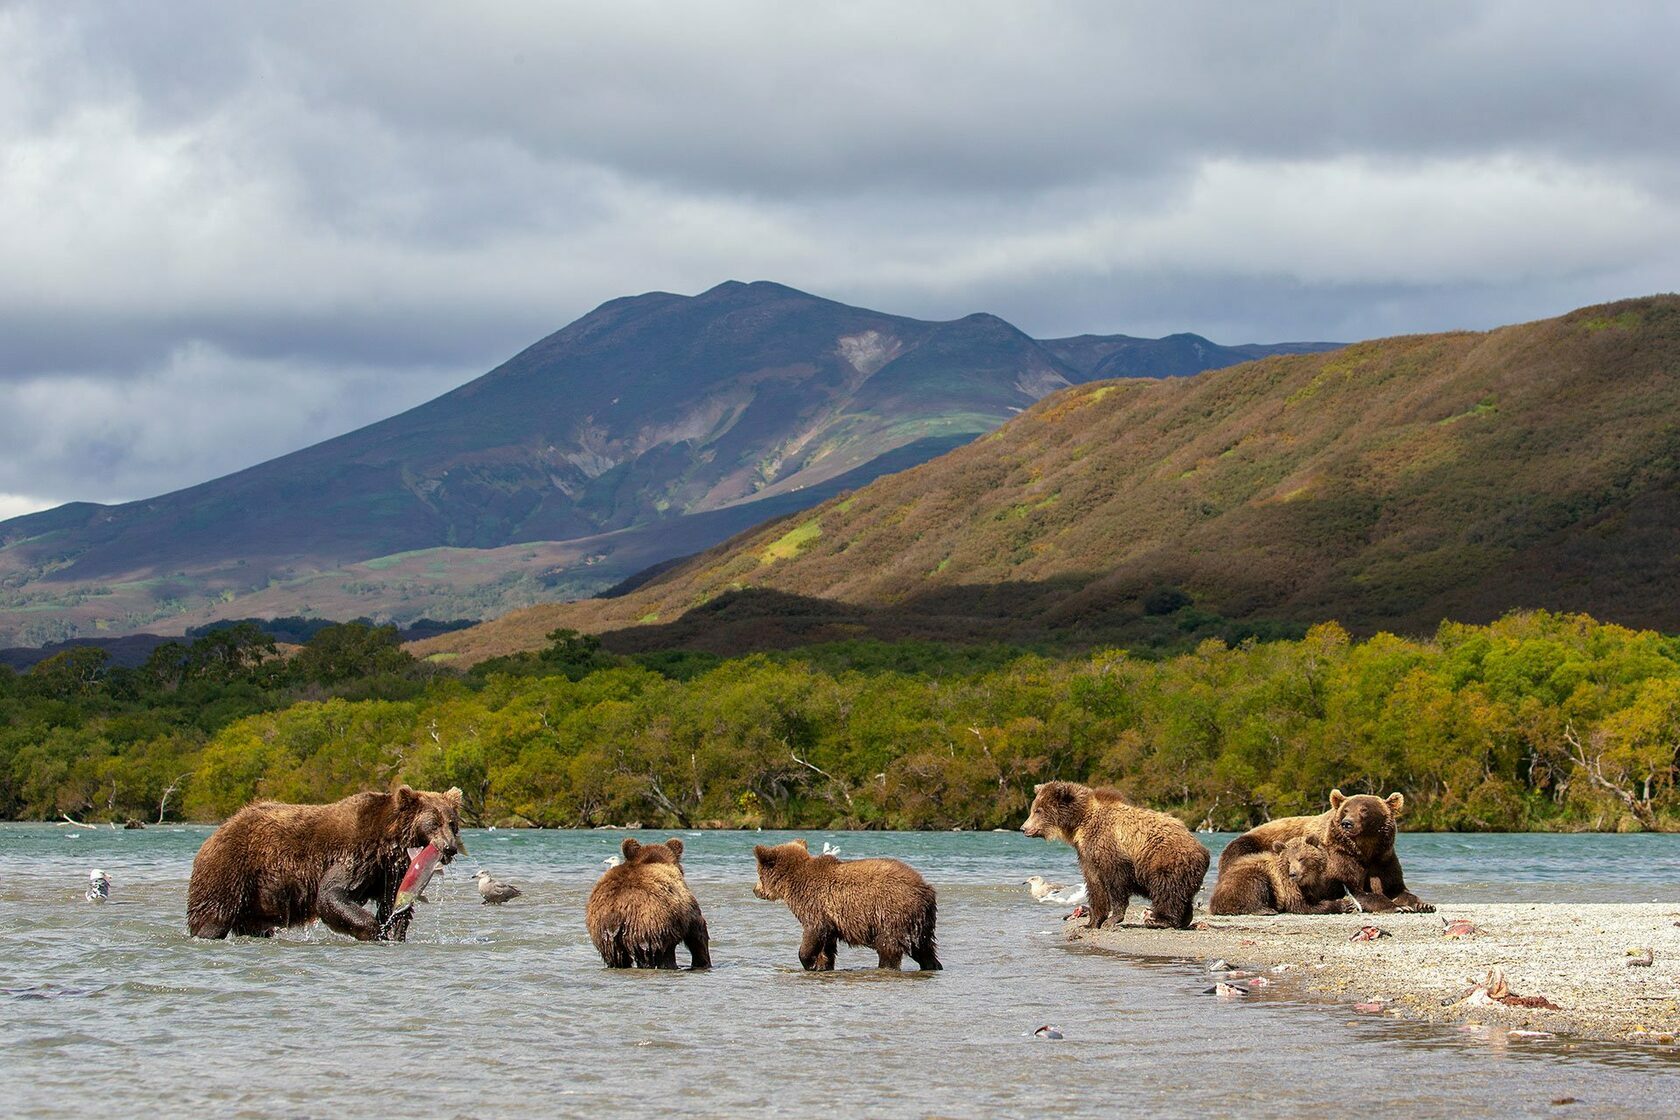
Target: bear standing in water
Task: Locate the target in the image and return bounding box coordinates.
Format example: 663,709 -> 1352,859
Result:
1217,790 -> 1432,913
1021,781 -> 1209,930
752,839 -> 940,971
186,785 -> 465,940
586,838 -> 711,969
1209,835 -> 1356,915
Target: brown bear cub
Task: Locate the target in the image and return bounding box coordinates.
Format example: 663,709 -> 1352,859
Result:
586,838 -> 711,969
1217,790 -> 1433,913
1209,835 -> 1357,915
752,839 -> 940,971
187,785 -> 466,941
1021,781 -> 1209,930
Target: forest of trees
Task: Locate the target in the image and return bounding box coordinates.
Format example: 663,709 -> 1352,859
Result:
3,611 -> 1679,832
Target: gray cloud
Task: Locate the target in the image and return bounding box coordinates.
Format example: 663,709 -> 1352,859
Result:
1,0 -> 1675,512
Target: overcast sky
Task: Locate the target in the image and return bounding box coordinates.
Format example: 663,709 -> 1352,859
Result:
2,1 -> 1676,518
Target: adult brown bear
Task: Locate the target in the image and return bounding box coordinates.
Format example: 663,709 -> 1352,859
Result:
752,839 -> 940,971
1216,790 -> 1432,913
1208,835 -> 1356,915
586,838 -> 711,969
1021,781 -> 1209,930
186,785 -> 466,940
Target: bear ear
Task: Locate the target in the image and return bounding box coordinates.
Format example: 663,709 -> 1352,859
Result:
394,784 -> 417,807
1328,789 -> 1346,810
665,838 -> 684,859
1270,840 -> 1286,854
1386,792 -> 1405,815
620,838 -> 641,859
753,844 -> 772,863
445,786 -> 463,808
792,838 -> 808,851
1033,782 -> 1046,793
1304,834 -> 1323,848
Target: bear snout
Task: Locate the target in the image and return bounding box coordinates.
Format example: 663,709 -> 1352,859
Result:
1021,816 -> 1045,838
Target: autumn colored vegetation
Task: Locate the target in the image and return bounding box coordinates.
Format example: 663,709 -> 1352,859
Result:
6,611 -> 1679,832
417,295 -> 1680,665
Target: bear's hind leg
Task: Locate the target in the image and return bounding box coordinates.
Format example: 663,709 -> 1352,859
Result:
876,947 -> 903,969
685,918 -> 712,970
910,936 -> 941,971
189,917 -> 230,939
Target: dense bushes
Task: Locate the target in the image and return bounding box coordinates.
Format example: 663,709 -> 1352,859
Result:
4,611 -> 1680,831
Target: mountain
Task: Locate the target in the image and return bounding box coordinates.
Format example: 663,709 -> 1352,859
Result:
1041,332 -> 1339,380
0,280 -> 1335,646
410,295 -> 1680,663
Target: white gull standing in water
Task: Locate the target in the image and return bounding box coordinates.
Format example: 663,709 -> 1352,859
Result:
86,869 -> 110,902
1022,876 -> 1086,906
475,870 -> 523,905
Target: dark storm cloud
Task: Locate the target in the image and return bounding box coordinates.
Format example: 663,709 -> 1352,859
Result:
1,0 -> 1675,513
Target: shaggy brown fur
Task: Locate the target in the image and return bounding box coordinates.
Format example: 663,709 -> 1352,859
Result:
186,785 -> 465,940
1021,781 -> 1209,930
1216,790 -> 1432,913
1209,835 -> 1357,915
586,838 -> 711,969
752,839 -> 940,971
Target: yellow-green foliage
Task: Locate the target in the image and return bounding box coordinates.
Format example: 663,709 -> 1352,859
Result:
760,519 -> 822,563
9,610 -> 1670,831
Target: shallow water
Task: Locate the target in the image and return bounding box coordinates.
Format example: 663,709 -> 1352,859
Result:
4,825 -> 1679,1118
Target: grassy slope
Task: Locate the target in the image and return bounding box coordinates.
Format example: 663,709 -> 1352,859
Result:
412,295 -> 1680,663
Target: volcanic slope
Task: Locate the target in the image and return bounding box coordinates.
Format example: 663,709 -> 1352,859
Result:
413,295 -> 1680,662
0,281 -> 1333,645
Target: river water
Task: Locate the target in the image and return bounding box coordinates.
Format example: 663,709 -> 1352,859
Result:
3,825 -> 1679,1118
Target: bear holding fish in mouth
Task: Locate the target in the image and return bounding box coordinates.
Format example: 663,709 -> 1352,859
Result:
186,785 -> 466,941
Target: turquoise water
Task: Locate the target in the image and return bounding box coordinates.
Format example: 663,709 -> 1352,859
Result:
3,824 -> 1679,1118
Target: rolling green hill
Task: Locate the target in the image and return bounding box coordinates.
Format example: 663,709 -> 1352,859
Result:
412,295 -> 1680,663
0,281 -> 1331,646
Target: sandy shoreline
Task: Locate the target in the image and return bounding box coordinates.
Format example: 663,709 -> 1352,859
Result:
1076,904 -> 1680,1045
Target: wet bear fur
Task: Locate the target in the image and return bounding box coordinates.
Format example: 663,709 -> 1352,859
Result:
1021,781 -> 1209,930
1216,790 -> 1432,913
1209,835 -> 1357,915
586,838 -> 711,969
186,785 -> 465,941
752,839 -> 940,971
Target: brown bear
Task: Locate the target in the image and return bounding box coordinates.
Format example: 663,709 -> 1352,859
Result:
1021,781 -> 1209,930
1216,789 -> 1433,913
186,785 -> 466,941
586,838 -> 711,969
752,839 -> 940,971
1209,835 -> 1357,915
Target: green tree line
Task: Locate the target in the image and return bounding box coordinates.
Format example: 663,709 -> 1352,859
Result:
4,612 -> 1680,831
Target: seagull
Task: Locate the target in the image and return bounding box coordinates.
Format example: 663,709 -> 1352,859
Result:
602,855 -> 622,869
1049,883 -> 1088,906
474,870 -> 523,905
1023,876 -> 1087,906
820,842 -> 842,857
1023,875 -> 1064,901
86,869 -> 110,902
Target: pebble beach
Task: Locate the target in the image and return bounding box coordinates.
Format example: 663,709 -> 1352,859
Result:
1079,903 -> 1680,1045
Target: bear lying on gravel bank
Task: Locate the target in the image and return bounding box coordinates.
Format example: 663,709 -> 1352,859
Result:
753,839 -> 940,971
1209,835 -> 1357,915
1022,780 -> 1209,930
1217,790 -> 1433,913
587,837 -> 711,969
186,785 -> 465,940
